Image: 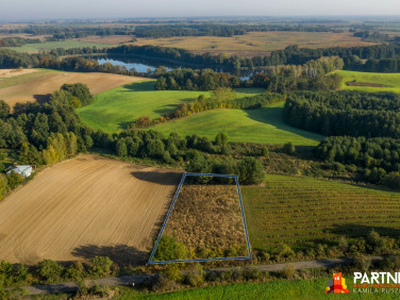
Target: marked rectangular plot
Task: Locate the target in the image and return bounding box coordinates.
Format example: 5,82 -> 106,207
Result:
149,173 -> 251,264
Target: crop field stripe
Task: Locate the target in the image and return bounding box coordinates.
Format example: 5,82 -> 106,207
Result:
147,173 -> 187,265
148,173 -> 252,264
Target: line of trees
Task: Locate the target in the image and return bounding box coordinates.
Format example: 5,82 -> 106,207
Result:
114,130 -> 264,184
317,136 -> 400,187
0,256 -> 115,289
283,91 -> 400,138
0,37 -> 41,47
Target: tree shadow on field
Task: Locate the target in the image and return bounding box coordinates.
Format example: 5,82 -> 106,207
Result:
122,81 -> 155,92
131,171 -> 183,185
245,107 -> 324,144
71,244 -> 148,266
326,223 -> 400,239
33,93 -> 51,104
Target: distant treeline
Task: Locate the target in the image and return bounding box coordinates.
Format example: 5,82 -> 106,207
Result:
135,24 -> 340,38
0,24 -> 340,40
317,136 -> 400,187
0,26 -> 135,40
0,37 -> 41,47
353,30 -> 400,43
283,91 -> 400,138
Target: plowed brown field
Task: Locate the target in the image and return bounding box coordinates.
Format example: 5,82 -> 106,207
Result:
0,155 -> 181,265
0,69 -> 147,107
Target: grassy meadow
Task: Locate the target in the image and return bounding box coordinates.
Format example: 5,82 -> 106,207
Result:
120,279 -> 398,299
338,70 -> 400,93
149,103 -> 324,146
77,80 -> 264,133
242,174 -> 400,251
5,40 -> 110,53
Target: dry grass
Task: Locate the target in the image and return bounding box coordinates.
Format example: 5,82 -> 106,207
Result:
75,35 -> 136,45
133,31 -> 376,57
0,68 -> 37,78
0,69 -> 147,107
0,154 -> 182,265
163,183 -> 247,251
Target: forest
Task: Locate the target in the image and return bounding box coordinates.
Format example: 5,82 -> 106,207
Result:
283,90 -> 400,138
317,136 -> 400,186
154,56 -> 343,92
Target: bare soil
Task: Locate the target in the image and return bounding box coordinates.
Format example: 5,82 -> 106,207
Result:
0,154 -> 182,265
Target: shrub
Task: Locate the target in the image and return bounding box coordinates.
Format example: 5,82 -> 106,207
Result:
184,269 -> 205,287
89,256 -> 114,277
243,268 -> 263,280
153,235 -> 189,261
352,256 -> 371,273
36,260 -> 64,283
237,157 -> 264,184
283,142 -> 296,154
0,100 -> 10,119
281,264 -> 295,279
384,172 -> 400,189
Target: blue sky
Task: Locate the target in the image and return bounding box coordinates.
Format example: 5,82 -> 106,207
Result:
1,0 -> 400,21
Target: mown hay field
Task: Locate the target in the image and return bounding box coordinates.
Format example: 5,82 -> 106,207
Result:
242,174 -> 400,251
133,31 -> 376,57
0,155 -> 182,265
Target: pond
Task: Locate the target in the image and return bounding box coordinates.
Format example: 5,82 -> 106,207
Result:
93,56 -> 256,80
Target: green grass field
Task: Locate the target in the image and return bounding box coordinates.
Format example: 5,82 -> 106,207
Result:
121,279 -> 397,299
149,103 -> 324,146
5,40 -> 110,53
77,80 -> 264,133
242,174 -> 400,251
338,70 -> 400,93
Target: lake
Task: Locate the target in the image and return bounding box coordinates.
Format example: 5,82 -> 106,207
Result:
95,58 -> 162,73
